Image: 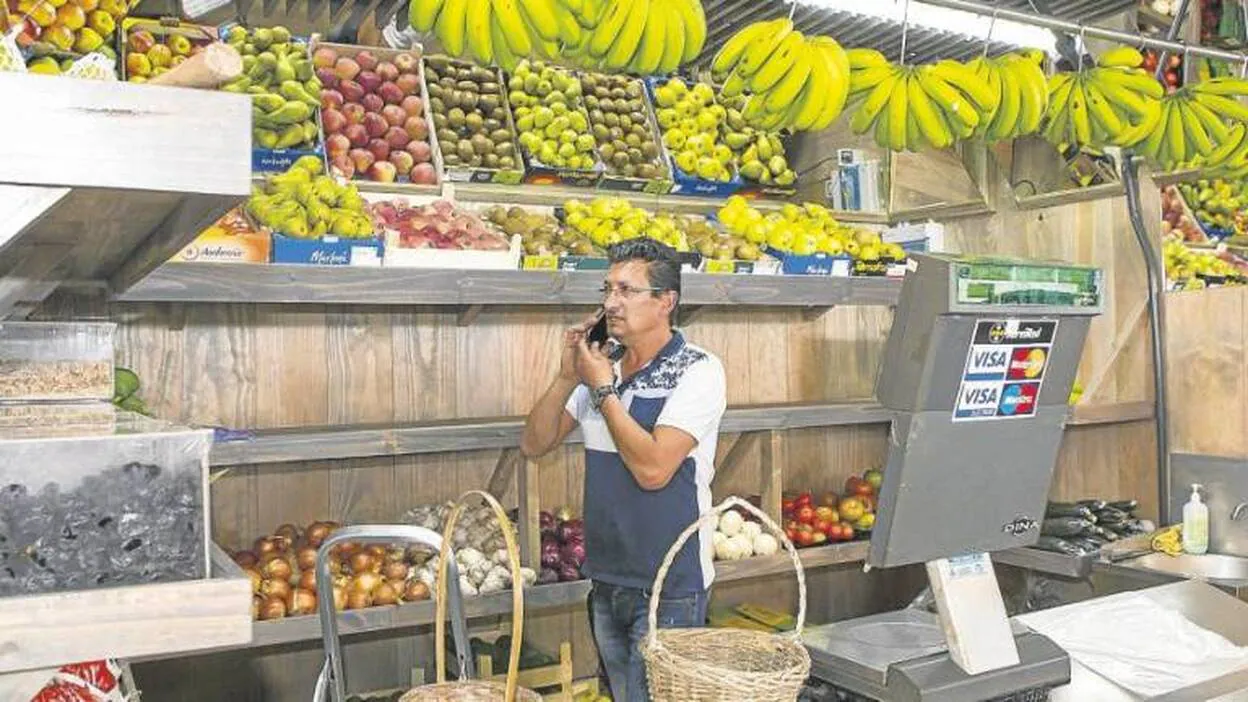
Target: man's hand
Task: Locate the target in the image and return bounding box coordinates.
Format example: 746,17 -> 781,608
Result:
576,337 -> 614,389
560,312 -> 600,382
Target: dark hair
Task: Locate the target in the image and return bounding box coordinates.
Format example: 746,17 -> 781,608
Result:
607,238 -> 681,325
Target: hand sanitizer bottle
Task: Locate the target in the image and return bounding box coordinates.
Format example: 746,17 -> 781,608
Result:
1183,483 -> 1209,555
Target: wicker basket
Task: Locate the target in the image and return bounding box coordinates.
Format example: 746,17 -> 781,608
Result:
643,496 -> 811,702
400,490 -> 542,702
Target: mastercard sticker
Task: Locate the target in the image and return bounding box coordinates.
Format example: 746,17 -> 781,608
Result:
1007,346 -> 1049,381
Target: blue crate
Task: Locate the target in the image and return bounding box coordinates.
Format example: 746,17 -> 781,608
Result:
271,233 -> 384,266
764,247 -> 851,276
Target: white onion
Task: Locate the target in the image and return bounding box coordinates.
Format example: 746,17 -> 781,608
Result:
752,534 -> 779,557
718,511 -> 744,537
741,521 -> 763,541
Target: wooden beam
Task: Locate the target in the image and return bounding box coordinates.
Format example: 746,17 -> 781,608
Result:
759,430 -> 785,522
802,306 -> 831,322
516,459 -> 541,569
714,432 -> 762,487
679,305 -> 706,326
457,304 -> 484,327
110,193 -> 241,294
486,448 -> 523,498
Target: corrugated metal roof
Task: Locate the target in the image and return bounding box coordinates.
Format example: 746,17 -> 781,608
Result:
695,0 -> 1140,67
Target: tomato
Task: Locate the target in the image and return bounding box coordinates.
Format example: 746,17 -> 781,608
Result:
784,525 -> 798,543
795,528 -> 816,547
860,494 -> 877,513
836,524 -> 855,541
795,491 -> 813,508
839,497 -> 866,523
796,505 -> 816,524
1168,54 -> 1182,68
813,518 -> 832,534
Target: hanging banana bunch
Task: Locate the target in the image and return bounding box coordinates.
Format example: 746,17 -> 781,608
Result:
966,50 -> 1049,142
1139,76 -> 1248,172
1041,47 -> 1164,151
710,18 -> 850,133
409,0 -> 705,74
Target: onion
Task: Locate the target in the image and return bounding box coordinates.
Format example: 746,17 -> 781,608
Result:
349,551 -> 375,575
540,541 -> 560,569
254,537 -> 280,557
271,535 -> 293,553
366,545 -> 387,560
404,580 -> 431,602
373,582 -> 400,606
556,520 -> 582,544
383,561 -> 409,581
539,511 -> 555,531
274,523 -> 301,543
560,541 -> 586,566
332,585 -> 348,611
287,587 -> 317,615
233,550 -> 258,568
384,547 -> 406,564
260,578 -> 292,601
346,590 -> 373,610
296,546 -> 318,572
352,571 -> 383,595
328,557 -> 344,575
243,567 -> 263,594
260,596 -> 286,620
305,522 -> 332,547
262,556 -> 293,582
558,563 -> 582,582
298,568 -> 318,591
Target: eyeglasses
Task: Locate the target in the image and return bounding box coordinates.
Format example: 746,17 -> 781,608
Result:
598,283 -> 665,300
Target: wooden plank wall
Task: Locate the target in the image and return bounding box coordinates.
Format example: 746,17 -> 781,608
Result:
1166,286 -> 1248,458
70,144 -> 1159,701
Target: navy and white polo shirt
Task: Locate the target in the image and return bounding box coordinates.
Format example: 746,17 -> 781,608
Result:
565,331 -> 727,595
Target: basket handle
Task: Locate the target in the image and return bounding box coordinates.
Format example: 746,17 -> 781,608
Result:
435,490 -> 525,702
646,496 -> 806,649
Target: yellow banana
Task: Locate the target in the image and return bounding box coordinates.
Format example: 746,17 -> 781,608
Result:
1205,122 -> 1247,167
1166,97 -> 1188,164
906,110 -> 922,151
988,61 -> 1021,141
1191,77 -> 1248,96
849,65 -> 897,97
970,59 -> 1001,133
490,12 -> 519,71
410,0 -> 446,32
1082,79 -> 1125,145
764,41 -> 813,113
1087,71 -> 1155,119
874,103 -> 890,148
1139,100 -> 1170,159
1068,77 -> 1092,146
851,69 -> 899,134
792,45 -> 832,131
1097,67 -> 1165,99
918,66 -> 979,135
749,32 -> 805,93
712,21 -> 768,76
1010,56 -> 1048,135
465,0 -> 493,64
847,48 -> 888,69
1192,91 -> 1248,122
721,67 -> 748,98
814,38 -> 851,128
630,2 -> 665,75
493,0 -> 534,56
1097,46 -> 1144,69
1043,75 -> 1075,145
907,73 -> 953,149
1186,98 -> 1231,142
740,18 -> 794,77
435,0 -> 470,56
929,60 -> 997,112
659,3 -> 685,74
603,0 -> 649,71
517,0 -> 560,41
589,0 -> 633,57
1179,100 -> 1215,156
671,0 -> 705,64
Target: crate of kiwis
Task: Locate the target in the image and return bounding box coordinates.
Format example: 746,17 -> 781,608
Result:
580,72 -> 673,195
421,55 -> 525,185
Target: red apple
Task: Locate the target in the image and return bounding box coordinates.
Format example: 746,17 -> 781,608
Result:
394,52 -> 418,74
342,102 -> 366,125
400,95 -> 424,117
376,61 -> 399,83
795,505 -> 815,525
403,115 -> 429,141
389,150 -> 415,175
385,125 -> 410,149
378,81 -> 404,105
410,162 -> 437,184
326,133 -> 351,158
356,50 -> 378,72
344,123 -> 369,148
367,160 -> 397,183
321,89 -> 344,110
406,139 -> 432,163
322,108 -> 347,134
395,73 -> 421,96
357,70 -> 382,95
339,80 -> 365,104
349,148 -> 375,173
331,153 -> 355,179
381,104 -> 407,127
367,137 -> 391,161
316,68 -> 339,89
312,47 -> 338,69
335,56 -> 360,81
363,112 -> 389,139
362,93 -> 385,114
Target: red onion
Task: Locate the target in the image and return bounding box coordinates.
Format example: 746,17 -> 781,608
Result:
558,562 -> 582,582
561,541 -> 586,566
541,540 -> 561,569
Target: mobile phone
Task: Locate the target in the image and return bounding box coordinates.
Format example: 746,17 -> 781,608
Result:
588,309 -> 609,346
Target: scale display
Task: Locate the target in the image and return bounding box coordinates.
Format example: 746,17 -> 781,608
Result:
949,256 -> 1103,309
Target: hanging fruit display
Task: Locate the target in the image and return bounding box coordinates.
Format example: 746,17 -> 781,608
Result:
966,51 -> 1049,142
711,19 -> 850,133
1136,77 -> 1248,172
408,0 -> 704,75
1041,48 -> 1164,152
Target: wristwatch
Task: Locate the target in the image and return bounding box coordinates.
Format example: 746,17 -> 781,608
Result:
590,384 -> 618,412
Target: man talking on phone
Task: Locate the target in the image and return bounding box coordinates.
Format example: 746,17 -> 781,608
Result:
521,238 -> 727,702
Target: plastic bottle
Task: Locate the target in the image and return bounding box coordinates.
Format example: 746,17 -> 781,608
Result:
1183,483 -> 1209,555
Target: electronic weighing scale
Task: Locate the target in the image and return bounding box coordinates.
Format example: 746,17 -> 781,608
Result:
803,253 -> 1104,702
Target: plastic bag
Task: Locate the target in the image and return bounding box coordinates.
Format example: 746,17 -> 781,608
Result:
65,53 -> 117,82
0,28 -> 26,73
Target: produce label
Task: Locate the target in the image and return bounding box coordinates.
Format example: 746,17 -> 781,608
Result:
946,552 -> 991,579
953,319 -> 1056,422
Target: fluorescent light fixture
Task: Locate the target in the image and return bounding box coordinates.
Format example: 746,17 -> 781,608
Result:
802,0 -> 1058,55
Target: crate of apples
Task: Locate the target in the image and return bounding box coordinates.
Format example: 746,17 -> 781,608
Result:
120,18 -> 214,82
781,469 -> 882,548
6,0 -> 128,55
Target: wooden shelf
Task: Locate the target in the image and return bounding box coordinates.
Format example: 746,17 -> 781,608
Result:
116,264 -> 903,308
209,400 -> 890,466
1013,182 -> 1124,211
0,74 -> 251,318
715,541 -> 869,583
1067,401 -> 1154,426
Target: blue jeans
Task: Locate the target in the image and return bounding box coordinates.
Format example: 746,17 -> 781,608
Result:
587,580 -> 709,702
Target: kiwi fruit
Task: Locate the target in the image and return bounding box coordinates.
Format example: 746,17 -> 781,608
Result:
443,153 -> 461,166
484,153 -> 500,168
495,141 -> 514,157
465,113 -> 484,131
499,155 -> 516,169
490,128 -> 512,143
481,82 -> 499,94
448,108 -> 466,129
471,134 -> 493,154
479,95 -> 501,112
483,117 -> 502,132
